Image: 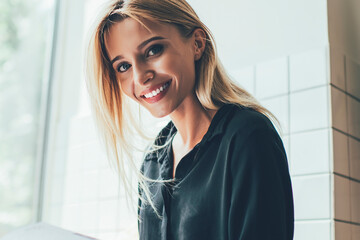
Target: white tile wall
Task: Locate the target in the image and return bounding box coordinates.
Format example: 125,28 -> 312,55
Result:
261,95 -> 289,134
99,168 -> 120,199
330,48 -> 346,91
294,220 -> 331,240
332,130 -> 349,176
347,96 -> 360,139
230,66 -> 255,95
331,87 -> 347,133
334,221 -> 352,240
290,86 -> 329,133
292,174 -> 331,220
62,204 -> 82,231
290,129 -> 330,175
81,202 -> 99,231
81,170 -> 99,202
255,57 -> 288,98
64,174 -> 82,204
290,48 -> 328,92
345,57 -> 360,100
334,175 -> 351,221
349,137 -> 360,181
350,180 -> 360,224
99,200 -> 119,230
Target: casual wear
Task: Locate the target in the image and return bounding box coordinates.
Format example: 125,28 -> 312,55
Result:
138,104 -> 294,240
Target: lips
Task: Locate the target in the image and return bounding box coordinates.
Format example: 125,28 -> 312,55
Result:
140,80 -> 172,104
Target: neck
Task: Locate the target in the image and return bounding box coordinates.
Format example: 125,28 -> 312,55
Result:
169,93 -> 217,150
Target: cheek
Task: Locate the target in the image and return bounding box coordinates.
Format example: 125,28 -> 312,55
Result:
119,78 -> 135,100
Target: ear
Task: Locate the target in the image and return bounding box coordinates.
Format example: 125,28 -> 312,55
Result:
193,28 -> 206,61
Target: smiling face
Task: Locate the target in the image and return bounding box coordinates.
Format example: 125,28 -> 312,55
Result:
105,18 -> 201,118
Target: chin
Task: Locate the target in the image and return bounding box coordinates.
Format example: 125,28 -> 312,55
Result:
147,105 -> 172,119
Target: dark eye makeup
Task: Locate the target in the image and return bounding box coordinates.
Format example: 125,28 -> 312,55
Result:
115,44 -> 165,73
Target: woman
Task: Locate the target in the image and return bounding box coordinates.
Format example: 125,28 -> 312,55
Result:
85,0 -> 294,239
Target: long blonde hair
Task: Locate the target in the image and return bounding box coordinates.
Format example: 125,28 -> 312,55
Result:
85,0 -> 279,218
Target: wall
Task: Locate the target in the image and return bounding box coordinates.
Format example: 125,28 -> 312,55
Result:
189,0 -> 333,239
328,0 -> 360,239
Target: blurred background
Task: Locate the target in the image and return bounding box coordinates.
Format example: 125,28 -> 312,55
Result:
0,0 -> 359,239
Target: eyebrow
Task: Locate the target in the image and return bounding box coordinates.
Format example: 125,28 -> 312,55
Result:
110,36 -> 166,65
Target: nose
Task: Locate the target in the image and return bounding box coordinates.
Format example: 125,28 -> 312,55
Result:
133,63 -> 154,86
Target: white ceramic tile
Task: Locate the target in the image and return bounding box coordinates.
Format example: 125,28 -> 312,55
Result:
81,170 -> 99,202
347,96 -> 360,139
332,130 -> 349,176
99,168 -> 119,199
331,87 -> 347,133
349,137 -> 360,181
261,95 -> 289,134
294,220 -> 331,240
62,204 -> 82,231
330,48 -> 346,91
81,202 -> 99,231
350,180 -> 360,224
352,224 -> 360,240
230,65 -> 255,95
64,174 -> 82,204
82,142 -> 107,171
290,129 -> 330,175
290,86 -> 329,133
292,174 -> 330,220
334,175 -> 351,221
255,57 -> 288,98
66,147 -> 83,174
290,48 -> 328,92
334,221 -> 351,240
345,56 -> 360,99
99,200 -> 119,230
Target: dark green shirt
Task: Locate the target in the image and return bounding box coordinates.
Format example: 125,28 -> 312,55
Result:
138,104 -> 294,240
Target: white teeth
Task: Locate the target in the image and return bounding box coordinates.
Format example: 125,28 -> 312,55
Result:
143,81 -> 170,99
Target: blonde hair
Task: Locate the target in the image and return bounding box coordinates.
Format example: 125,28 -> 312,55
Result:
85,0 -> 279,218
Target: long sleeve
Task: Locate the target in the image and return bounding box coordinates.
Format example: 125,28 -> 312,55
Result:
228,127 -> 294,240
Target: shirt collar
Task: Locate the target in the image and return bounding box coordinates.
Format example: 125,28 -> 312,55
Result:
144,104 -> 239,163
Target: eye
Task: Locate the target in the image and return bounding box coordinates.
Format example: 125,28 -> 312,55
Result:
146,44 -> 164,57
117,62 -> 131,73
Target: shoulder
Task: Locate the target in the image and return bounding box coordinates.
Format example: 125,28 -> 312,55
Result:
221,104 -> 278,140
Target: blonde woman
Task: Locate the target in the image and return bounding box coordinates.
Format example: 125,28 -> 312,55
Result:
86,0 -> 294,239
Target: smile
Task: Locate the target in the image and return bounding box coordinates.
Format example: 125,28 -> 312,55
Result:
140,80 -> 172,104
143,81 -> 171,99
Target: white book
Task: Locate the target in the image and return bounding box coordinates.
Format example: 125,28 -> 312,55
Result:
1,222 -> 98,240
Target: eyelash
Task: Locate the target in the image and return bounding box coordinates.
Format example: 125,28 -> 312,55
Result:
116,44 -> 164,73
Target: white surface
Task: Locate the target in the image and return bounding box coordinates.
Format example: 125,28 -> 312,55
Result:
229,66 -> 255,95
261,95 -> 289,135
290,86 -> 329,133
188,0 -> 329,69
294,220 -> 331,240
292,174 -> 331,219
1,223 -> 97,240
289,48 -> 328,92
256,57 -> 288,99
290,129 -> 330,175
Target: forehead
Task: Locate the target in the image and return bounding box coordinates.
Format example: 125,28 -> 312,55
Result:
105,18 -> 184,58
